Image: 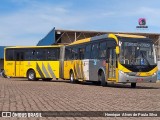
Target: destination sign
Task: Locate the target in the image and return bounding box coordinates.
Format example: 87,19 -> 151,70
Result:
124,42 -> 150,47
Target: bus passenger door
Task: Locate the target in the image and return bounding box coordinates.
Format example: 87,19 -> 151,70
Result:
15,52 -> 24,77
107,48 -> 116,81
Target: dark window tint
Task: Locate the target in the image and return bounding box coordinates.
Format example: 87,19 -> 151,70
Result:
107,41 -> 116,48
79,47 -> 85,60
46,48 -> 59,60
65,48 -> 71,60
15,51 -> 24,61
99,42 -> 107,58
25,50 -> 34,60
84,44 -> 91,59
6,49 -> 14,61
72,48 -> 78,60
36,49 -> 46,60
24,49 -> 39,60
91,43 -> 99,59
6,47 -> 60,61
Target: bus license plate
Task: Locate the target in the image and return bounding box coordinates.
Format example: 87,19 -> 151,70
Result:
136,78 -> 144,82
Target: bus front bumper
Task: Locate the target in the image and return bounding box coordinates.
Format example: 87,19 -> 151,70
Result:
118,71 -> 157,83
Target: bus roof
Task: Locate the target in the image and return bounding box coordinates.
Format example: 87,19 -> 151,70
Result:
5,45 -> 63,49
69,38 -> 91,45
68,33 -> 147,46
115,34 -> 146,38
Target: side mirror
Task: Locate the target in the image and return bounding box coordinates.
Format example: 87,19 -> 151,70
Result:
116,46 -> 120,54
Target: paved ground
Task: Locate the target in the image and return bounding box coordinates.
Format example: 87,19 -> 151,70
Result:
0,77 -> 160,120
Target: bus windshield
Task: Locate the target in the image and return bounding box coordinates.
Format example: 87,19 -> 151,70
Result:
119,41 -> 157,66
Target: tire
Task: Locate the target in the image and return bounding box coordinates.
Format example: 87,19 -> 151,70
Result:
1,70 -> 7,78
98,72 -> 106,87
42,78 -> 52,81
131,83 -> 136,88
27,70 -> 37,81
70,71 -> 75,83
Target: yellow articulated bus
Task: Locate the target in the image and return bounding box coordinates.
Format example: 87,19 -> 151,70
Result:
63,34 -> 157,88
4,34 -> 158,88
4,45 -> 63,81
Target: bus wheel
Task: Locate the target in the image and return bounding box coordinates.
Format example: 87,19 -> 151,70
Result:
131,83 -> 136,88
70,71 -> 75,83
1,70 -> 7,78
27,70 -> 37,81
99,72 -> 106,87
42,78 -> 52,81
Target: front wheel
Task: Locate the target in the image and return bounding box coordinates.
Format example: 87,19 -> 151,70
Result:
27,70 -> 37,81
131,83 -> 136,88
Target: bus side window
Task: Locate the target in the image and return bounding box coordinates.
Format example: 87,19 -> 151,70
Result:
15,50 -> 24,61
31,50 -> 36,60
99,42 -> 107,59
91,43 -> 99,59
84,44 -> 91,59
69,48 -> 73,60
65,48 -> 71,60
79,47 -> 85,60
6,49 -> 14,61
14,50 -> 19,61
25,49 -> 37,60
46,48 -> 59,60
72,48 -> 78,60
20,51 -> 24,61
25,50 -> 32,60
70,48 -> 75,60
36,49 -> 46,60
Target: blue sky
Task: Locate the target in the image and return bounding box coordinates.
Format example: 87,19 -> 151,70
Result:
0,0 -> 160,46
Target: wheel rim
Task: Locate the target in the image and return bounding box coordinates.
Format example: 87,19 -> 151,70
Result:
29,72 -> 34,80
70,73 -> 74,82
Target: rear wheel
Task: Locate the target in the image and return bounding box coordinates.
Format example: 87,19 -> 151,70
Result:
131,83 -> 136,88
27,70 -> 37,81
98,71 -> 106,87
1,70 -> 7,78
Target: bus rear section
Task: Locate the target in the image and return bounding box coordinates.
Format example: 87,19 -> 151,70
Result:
4,46 -> 61,81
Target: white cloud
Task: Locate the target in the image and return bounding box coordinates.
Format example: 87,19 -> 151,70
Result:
0,2 -> 88,46
0,1 -> 160,46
